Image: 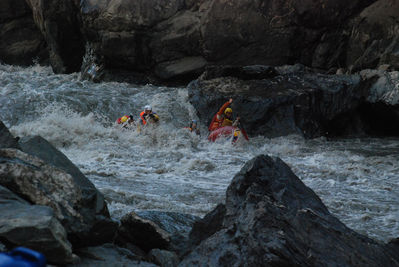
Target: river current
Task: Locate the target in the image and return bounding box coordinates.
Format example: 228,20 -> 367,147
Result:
1,64 -> 398,243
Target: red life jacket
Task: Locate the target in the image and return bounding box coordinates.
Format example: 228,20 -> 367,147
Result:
208,101 -> 232,131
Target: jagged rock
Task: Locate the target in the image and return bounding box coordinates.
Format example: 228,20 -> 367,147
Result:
116,212 -> 171,252
0,148 -> 114,247
0,0 -> 47,65
0,121 -> 20,149
0,185 -> 73,264
18,135 -> 117,246
180,155 -> 399,266
148,249 -> 179,267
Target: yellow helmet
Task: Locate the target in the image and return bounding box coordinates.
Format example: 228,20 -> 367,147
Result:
121,116 -> 128,123
224,108 -> 233,115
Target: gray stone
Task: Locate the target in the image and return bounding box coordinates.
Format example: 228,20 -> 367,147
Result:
0,148 -> 113,246
0,185 -> 73,264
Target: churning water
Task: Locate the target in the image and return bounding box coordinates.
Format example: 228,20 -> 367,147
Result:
1,64 -> 398,243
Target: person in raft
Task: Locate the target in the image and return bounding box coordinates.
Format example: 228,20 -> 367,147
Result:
139,105 -> 160,125
116,114 -> 136,129
208,98 -> 240,132
185,119 -> 200,135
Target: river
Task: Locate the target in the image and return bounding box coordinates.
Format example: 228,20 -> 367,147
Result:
1,63 -> 398,243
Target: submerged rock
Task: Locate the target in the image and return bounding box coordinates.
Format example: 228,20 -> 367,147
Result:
180,155 -> 399,266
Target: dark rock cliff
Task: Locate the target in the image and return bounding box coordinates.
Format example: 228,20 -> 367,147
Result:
3,0 -> 399,83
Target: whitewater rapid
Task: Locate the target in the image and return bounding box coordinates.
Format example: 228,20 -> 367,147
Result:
1,64 -> 398,243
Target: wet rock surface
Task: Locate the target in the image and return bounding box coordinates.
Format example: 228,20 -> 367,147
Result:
180,155 -> 399,266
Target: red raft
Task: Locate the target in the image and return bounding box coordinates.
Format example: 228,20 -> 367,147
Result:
208,126 -> 249,142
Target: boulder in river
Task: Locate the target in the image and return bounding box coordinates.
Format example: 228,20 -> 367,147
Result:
180,155 -> 399,266
189,64 -> 399,138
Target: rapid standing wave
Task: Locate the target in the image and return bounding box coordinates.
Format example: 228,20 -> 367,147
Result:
1,64 -> 398,243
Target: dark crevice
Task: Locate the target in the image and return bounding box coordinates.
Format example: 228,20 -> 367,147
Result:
326,102 -> 399,137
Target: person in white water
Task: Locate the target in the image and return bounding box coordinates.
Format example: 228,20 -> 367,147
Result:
116,115 -> 136,129
185,119 -> 200,135
139,105 -> 160,125
208,98 -> 240,132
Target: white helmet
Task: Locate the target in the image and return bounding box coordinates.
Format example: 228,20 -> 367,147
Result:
144,105 -> 152,111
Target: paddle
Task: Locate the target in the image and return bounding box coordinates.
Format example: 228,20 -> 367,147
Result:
232,100 -> 249,140
237,116 -> 249,140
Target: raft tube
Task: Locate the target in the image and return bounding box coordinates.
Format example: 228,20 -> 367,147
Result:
208,126 -> 249,142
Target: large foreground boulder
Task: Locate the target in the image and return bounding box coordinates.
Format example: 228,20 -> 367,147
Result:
18,135 -> 117,246
0,148 -> 114,247
180,155 -> 399,266
0,185 -> 73,264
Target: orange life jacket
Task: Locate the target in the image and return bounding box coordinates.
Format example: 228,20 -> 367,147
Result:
140,111 -> 147,125
140,111 -> 159,125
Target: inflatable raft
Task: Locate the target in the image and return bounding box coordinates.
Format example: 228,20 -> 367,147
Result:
208,126 -> 249,142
